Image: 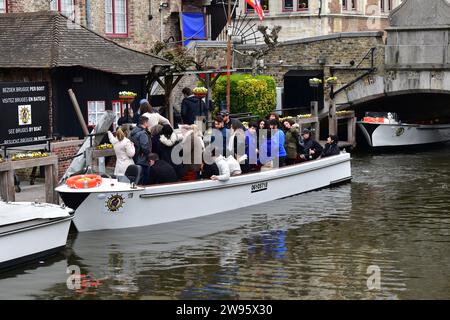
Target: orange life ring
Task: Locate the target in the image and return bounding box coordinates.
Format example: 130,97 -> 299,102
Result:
66,174 -> 103,189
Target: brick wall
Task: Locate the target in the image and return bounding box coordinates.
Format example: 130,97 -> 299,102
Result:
50,139 -> 84,179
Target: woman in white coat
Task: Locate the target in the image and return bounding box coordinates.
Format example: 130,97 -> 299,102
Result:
107,128 -> 135,178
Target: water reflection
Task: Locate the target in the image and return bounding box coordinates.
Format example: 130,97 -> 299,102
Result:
1,148 -> 450,299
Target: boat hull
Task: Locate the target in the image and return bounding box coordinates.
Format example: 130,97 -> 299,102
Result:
357,122 -> 450,147
57,154 -> 352,232
0,217 -> 73,270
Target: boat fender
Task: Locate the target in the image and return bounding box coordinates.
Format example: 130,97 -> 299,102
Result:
67,174 -> 103,189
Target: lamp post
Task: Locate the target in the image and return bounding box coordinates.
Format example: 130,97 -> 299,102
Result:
226,0 -> 232,113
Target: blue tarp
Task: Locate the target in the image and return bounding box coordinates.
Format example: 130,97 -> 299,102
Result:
182,12 -> 206,46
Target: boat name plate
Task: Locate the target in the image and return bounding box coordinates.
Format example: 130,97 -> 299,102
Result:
251,181 -> 268,193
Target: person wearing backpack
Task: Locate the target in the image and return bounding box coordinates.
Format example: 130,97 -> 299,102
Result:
130,115 -> 151,183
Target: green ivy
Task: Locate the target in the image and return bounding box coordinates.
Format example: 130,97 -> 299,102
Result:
212,74 -> 277,118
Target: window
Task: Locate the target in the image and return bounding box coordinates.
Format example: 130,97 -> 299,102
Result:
342,0 -> 357,11
50,0 -> 75,18
0,0 -> 8,14
112,101 -> 122,131
298,0 -> 309,11
105,0 -> 128,36
380,0 -> 393,13
283,0 -> 294,12
246,0 -> 269,13
87,101 -> 106,127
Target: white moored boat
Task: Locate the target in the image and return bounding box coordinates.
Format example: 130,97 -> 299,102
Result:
357,112 -> 450,148
55,153 -> 352,232
0,202 -> 73,270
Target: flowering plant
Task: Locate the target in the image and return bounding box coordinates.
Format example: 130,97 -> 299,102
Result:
96,143 -> 113,150
325,76 -> 338,84
336,110 -> 352,116
11,152 -> 49,161
309,78 -> 322,86
119,91 -> 137,97
279,116 -> 296,122
193,87 -> 208,97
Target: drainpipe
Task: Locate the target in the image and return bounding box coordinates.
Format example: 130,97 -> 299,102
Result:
318,0 -> 322,18
86,0 -> 92,29
159,2 -> 165,41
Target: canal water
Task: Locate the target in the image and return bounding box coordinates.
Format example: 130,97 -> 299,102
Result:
1,147 -> 450,300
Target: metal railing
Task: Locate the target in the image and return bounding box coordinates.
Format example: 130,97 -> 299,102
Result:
0,138 -> 52,158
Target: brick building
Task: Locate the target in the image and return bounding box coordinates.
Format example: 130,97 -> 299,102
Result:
2,1 -> 405,109
2,1 -> 403,51
236,0 -> 403,41
1,0 -> 216,53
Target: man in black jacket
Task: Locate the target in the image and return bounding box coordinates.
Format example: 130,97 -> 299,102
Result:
130,116 -> 151,183
147,153 -> 179,185
321,135 -> 340,158
181,87 -> 206,125
220,111 -> 242,130
299,128 -> 323,161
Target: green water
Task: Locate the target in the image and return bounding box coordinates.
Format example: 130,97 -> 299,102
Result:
1,148 -> 450,299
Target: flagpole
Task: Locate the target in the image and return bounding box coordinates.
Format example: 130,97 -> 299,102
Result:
226,0 -> 232,113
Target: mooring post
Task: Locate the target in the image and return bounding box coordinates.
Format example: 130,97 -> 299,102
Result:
329,99 -> 337,136
348,116 -> 357,147
68,89 -> 89,137
311,101 -> 320,140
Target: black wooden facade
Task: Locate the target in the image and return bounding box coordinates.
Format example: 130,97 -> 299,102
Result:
51,67 -> 146,138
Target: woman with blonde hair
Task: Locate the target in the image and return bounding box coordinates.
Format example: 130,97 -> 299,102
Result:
107,127 -> 135,178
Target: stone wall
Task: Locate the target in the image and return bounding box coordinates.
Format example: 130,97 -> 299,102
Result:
192,32 -> 385,112
8,0 -> 49,12
86,0 -> 181,53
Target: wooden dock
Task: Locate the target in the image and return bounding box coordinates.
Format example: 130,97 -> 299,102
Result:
0,155 -> 59,204
294,102 -> 356,148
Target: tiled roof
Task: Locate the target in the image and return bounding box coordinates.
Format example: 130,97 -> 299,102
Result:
0,12 -> 170,75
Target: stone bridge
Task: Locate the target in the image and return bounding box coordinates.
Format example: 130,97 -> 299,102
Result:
334,0 -> 450,120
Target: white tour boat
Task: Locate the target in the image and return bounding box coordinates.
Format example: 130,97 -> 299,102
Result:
0,202 -> 73,270
56,153 -> 352,232
357,112 -> 450,148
